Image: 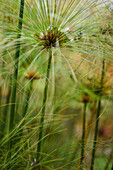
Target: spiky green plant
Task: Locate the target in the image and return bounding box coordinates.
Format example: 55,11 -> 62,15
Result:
16,0 -> 98,167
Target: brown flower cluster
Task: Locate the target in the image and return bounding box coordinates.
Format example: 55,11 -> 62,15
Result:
34,26 -> 70,50
25,71 -> 41,80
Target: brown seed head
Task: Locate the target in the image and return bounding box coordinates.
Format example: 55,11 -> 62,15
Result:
34,26 -> 69,50
25,71 -> 41,80
100,24 -> 113,35
81,93 -> 91,103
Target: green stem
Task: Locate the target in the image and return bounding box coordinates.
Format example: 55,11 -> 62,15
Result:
104,148 -> 113,170
7,0 -> 25,159
90,59 -> 105,170
19,79 -> 33,138
80,102 -> 87,168
23,80 -> 33,117
15,80 -> 33,154
37,47 -> 52,164
0,86 -> 1,114
1,75 -> 12,139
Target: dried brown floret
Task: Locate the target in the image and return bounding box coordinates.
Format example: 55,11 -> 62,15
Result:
25,71 -> 41,80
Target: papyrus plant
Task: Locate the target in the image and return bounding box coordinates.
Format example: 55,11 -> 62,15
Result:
0,0 -> 103,168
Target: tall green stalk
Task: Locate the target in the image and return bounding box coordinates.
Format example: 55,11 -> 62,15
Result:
111,164 -> 113,170
1,75 -> 12,139
80,102 -> 87,168
23,80 -> 33,117
90,59 -> 105,170
37,46 -> 52,164
16,80 -> 33,154
18,79 -> 33,138
0,86 -> 1,116
7,0 -> 25,159
104,148 -> 113,170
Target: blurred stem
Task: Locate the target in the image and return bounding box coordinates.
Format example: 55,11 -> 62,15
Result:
79,102 -> 87,168
7,0 -> 25,159
37,46 -> 52,164
104,148 -> 113,170
0,86 -> 1,113
19,80 -> 33,137
23,80 -> 33,117
90,59 -> 105,170
16,80 -> 33,154
1,75 -> 12,139
70,101 -> 97,165
85,101 -> 97,143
